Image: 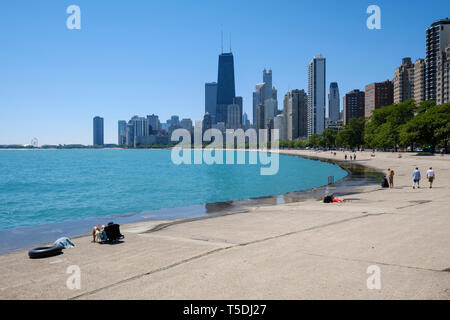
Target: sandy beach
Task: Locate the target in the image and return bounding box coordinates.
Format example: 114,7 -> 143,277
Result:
0,150 -> 449,300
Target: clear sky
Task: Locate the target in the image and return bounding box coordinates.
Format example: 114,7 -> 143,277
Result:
0,0 -> 449,145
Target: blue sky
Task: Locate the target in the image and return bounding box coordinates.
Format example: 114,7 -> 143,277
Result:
0,0 -> 449,145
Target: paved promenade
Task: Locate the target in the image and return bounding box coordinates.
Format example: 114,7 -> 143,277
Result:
1,150 -> 449,299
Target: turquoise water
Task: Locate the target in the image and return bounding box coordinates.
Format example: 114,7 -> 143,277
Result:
0,149 -> 347,231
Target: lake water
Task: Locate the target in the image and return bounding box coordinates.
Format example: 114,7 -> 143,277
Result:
0,149 -> 347,231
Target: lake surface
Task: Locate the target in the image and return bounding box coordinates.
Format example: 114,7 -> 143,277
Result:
0,149 -> 347,231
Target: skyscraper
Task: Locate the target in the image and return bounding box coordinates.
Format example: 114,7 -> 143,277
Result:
93,116 -> 104,146
242,112 -> 248,128
233,96 -> 243,128
328,82 -> 340,122
226,104 -> 241,129
263,69 -> 273,102
394,57 -> 415,103
255,104 -> 265,131
343,90 -> 365,125
147,114 -> 160,134
426,18 -> 450,101
202,113 -> 212,134
283,89 -> 308,140
216,52 -> 236,124
180,118 -> 193,132
364,80 -> 393,118
308,55 -> 326,136
118,120 -> 127,145
253,83 -> 265,125
205,82 -> 218,123
274,114 -> 285,140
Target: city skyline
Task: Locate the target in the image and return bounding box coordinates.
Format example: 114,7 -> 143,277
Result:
1,0 -> 449,145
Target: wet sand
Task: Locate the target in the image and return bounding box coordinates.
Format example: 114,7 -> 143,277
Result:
0,150 -> 449,299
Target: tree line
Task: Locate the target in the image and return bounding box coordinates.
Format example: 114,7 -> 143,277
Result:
279,101 -> 450,153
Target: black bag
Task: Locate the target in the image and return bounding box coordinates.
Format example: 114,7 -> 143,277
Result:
323,195 -> 333,203
381,178 -> 389,188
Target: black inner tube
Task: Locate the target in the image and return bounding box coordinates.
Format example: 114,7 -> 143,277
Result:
28,245 -> 63,259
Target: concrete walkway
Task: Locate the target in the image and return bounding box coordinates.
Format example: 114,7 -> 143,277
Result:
0,151 -> 449,299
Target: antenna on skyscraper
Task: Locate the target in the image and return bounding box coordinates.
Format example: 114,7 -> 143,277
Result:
229,33 -> 232,53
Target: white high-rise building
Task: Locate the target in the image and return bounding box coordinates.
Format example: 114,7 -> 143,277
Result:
307,55 -> 326,136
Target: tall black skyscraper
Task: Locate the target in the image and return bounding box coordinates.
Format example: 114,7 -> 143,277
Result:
216,52 -> 236,124
93,116 -> 104,146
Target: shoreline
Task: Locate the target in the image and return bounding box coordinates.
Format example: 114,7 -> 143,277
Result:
1,150 -> 449,299
0,150 -> 381,255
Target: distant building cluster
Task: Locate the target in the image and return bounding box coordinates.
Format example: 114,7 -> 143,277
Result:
342,18 -> 450,126
92,18 -> 450,146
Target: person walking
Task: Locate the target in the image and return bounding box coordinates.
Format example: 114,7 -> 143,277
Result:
427,167 -> 435,188
345,154 -> 347,160
353,153 -> 357,161
388,168 -> 395,188
412,167 -> 421,189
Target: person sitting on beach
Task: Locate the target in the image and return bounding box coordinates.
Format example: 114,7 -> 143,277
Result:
427,167 -> 435,188
92,224 -> 106,242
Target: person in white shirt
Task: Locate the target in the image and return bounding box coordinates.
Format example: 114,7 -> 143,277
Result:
427,167 -> 435,189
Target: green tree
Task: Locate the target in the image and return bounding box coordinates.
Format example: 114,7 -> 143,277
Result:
336,117 -> 365,148
320,128 -> 338,148
365,100 -> 416,150
400,103 -> 450,153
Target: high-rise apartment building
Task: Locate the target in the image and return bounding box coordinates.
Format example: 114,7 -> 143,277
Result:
283,89 -> 308,140
436,40 -> 450,105
130,116 -> 149,137
364,80 -> 393,118
205,82 -> 218,123
414,59 -> 426,103
253,83 -> 265,125
93,116 -> 104,146
216,52 -> 236,124
394,58 -> 415,103
328,82 -> 340,122
307,55 -> 326,136
147,114 -> 160,134
343,90 -> 365,125
426,18 -> 450,101
118,120 -> 127,145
